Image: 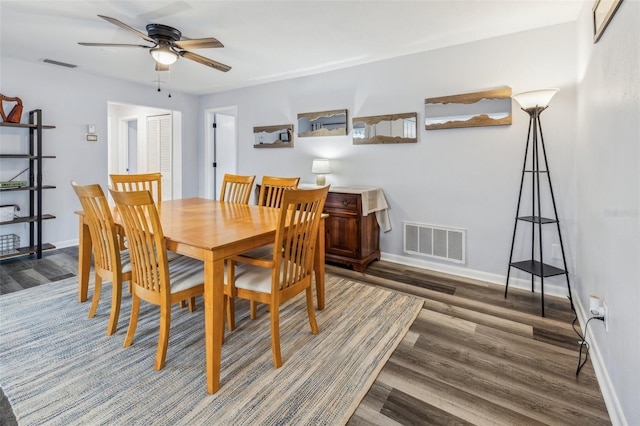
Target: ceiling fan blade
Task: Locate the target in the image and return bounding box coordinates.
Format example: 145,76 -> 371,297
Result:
155,62 -> 170,72
180,51 -> 231,72
98,14 -> 156,44
78,42 -> 152,48
174,38 -> 224,50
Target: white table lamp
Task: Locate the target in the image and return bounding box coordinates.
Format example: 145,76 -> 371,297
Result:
311,159 -> 331,186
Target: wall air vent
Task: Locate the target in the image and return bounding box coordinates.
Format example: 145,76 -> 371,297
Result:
403,221 -> 466,264
42,59 -> 78,68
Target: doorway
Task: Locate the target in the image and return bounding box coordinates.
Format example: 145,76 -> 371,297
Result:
204,106 -> 238,200
108,102 -> 182,200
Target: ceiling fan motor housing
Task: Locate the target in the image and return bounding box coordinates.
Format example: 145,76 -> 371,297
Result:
146,23 -> 182,42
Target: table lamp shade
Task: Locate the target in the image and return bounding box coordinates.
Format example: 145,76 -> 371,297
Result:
512,88 -> 559,110
312,159 -> 331,186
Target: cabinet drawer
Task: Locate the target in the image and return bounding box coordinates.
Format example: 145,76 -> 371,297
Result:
325,192 -> 359,213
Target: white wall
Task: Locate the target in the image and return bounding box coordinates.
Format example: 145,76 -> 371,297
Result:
199,23 -> 579,293
575,1 -> 640,424
0,58 -> 199,247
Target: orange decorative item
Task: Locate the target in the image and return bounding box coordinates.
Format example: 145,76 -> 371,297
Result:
0,94 -> 24,124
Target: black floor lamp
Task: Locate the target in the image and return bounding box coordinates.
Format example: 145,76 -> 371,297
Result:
505,88 -> 574,317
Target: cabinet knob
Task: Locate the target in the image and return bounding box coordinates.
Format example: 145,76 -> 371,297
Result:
342,200 -> 349,206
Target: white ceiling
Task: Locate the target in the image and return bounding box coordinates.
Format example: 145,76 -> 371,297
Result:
0,1 -> 583,95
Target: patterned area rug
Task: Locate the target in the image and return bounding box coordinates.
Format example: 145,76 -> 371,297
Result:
0,273 -> 422,425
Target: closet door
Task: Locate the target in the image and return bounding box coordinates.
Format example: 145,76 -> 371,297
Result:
147,114 -> 172,200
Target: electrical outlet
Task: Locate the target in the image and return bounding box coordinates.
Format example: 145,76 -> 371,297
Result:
552,244 -> 562,259
603,302 -> 609,331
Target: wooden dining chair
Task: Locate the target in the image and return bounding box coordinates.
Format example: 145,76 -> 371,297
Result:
110,172 -> 162,203
257,176 -> 300,208
238,176 -> 300,323
71,181 -> 132,336
226,186 -> 329,368
110,188 -> 205,371
220,173 -> 255,204
109,173 -> 162,250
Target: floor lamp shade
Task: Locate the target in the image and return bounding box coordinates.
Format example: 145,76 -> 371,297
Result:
312,159 -> 331,186
512,88 -> 559,112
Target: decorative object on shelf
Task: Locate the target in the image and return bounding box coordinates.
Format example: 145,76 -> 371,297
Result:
352,112 -> 417,145
298,109 -> 347,137
425,87 -> 512,130
0,204 -> 20,222
311,159 -> 331,186
0,234 -> 20,255
253,124 -> 294,148
0,94 -> 24,124
505,88 -> 573,317
593,0 -> 623,42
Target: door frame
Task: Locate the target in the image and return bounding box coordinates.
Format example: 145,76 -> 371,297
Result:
204,106 -> 238,200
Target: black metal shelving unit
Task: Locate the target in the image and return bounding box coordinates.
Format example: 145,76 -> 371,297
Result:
0,109 -> 56,259
505,106 -> 573,317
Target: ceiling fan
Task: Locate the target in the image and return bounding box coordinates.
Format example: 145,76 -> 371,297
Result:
78,15 -> 231,72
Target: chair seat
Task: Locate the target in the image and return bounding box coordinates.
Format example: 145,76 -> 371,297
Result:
239,244 -> 274,260
166,250 -> 182,262
167,256 -> 206,294
119,250 -> 132,274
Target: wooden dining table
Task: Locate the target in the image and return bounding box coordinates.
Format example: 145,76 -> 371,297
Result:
76,197 -> 326,394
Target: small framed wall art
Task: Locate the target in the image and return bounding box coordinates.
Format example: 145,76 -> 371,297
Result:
297,109 -> 347,137
352,112 -> 417,145
253,124 -> 294,148
593,0 -> 623,42
425,87 -> 512,130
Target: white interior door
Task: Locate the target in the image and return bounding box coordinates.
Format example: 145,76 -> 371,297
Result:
205,107 -> 237,200
147,114 -> 173,200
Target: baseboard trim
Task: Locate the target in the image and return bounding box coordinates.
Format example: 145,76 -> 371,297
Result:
573,296 -> 627,426
381,252 -> 569,298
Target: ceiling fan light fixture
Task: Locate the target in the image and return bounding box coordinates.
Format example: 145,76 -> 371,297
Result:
150,44 -> 178,65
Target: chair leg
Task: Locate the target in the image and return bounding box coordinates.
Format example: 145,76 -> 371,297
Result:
226,296 -> 236,331
306,287 -> 319,334
270,304 -> 282,368
155,304 -> 171,371
188,297 -> 196,312
250,300 -> 258,319
179,300 -> 187,308
88,275 -> 103,318
106,278 -> 123,336
124,294 -> 140,348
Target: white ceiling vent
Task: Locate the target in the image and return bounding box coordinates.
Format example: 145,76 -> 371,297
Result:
404,221 -> 466,264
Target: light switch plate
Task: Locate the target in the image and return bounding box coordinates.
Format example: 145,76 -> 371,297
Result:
88,124 -> 96,134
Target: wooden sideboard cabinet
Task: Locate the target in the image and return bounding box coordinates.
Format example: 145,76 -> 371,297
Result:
323,189 -> 380,272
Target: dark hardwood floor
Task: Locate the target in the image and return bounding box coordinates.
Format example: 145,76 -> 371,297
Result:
0,248 -> 610,425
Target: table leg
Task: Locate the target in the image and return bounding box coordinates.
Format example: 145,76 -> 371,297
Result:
78,216 -> 92,303
204,254 -> 225,394
314,216 -> 326,310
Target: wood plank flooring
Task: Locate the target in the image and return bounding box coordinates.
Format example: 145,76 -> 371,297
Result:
0,250 -> 610,425
333,261 -> 610,425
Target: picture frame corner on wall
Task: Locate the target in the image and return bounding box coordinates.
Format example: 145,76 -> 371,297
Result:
593,0 -> 624,43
